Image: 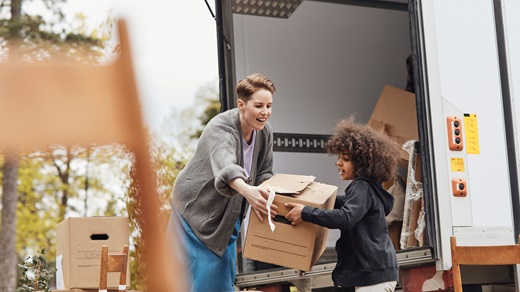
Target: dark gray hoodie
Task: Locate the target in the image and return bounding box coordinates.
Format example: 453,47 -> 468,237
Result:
301,178 -> 399,288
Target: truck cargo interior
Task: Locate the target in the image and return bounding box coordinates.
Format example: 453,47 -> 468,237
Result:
216,0 -> 520,290
224,0 -> 431,277
221,1 -> 428,272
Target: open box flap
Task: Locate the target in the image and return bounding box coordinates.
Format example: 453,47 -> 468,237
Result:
260,173 -> 316,194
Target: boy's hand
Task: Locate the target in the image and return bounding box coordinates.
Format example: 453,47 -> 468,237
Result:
285,202 -> 305,225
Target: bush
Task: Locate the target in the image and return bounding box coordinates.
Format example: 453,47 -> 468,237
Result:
17,248 -> 54,292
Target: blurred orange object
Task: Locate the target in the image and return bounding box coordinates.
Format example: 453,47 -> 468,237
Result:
0,19 -> 187,292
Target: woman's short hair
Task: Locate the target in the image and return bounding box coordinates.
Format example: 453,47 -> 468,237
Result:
236,73 -> 276,102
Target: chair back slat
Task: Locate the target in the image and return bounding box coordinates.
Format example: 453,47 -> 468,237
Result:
99,245 -> 129,292
451,235 -> 520,292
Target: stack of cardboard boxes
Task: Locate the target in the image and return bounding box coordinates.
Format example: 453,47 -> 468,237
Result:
368,85 -> 421,250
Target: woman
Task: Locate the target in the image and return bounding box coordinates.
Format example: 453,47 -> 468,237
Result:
169,73 -> 278,292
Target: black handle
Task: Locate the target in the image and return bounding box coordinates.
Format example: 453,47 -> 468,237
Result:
90,234 -> 109,240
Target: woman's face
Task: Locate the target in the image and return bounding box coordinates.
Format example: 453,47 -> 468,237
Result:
238,88 -> 273,133
336,153 -> 355,180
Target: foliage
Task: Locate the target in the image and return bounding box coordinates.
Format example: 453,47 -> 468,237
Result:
1,6 -> 113,291
1,1 -> 219,290
14,145 -> 131,261
1,0 -> 116,280
123,82 -> 219,289
192,82 -> 221,138
16,153 -> 57,261
124,129 -> 189,290
0,4 -> 109,62
16,248 -> 54,292
158,80 -> 219,153
125,161 -> 145,290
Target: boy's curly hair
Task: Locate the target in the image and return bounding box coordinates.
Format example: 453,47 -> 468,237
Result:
326,116 -> 401,183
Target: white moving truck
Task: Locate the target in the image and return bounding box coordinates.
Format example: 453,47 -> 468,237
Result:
214,0 -> 520,290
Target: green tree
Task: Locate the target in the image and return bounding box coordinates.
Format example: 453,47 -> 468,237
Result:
0,1 -> 111,291
124,131 -> 189,290
192,81 -> 221,138
159,80 -> 220,146
1,2 -> 220,291
14,145 -> 130,263
128,81 -> 219,289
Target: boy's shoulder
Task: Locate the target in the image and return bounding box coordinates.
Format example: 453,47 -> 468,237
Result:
346,178 -> 372,192
347,178 -> 385,195
350,177 -> 376,187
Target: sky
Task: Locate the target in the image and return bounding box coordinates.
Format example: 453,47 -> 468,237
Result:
62,0 -> 220,130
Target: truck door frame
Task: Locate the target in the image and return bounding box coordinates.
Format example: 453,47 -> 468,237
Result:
493,0 -> 520,240
410,0 -> 520,271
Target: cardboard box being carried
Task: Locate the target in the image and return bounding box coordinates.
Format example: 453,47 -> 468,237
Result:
56,217 -> 130,289
369,85 -> 418,161
243,174 -> 337,271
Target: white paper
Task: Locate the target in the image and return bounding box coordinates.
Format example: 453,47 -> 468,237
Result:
55,254 -> 64,289
266,185 -> 276,233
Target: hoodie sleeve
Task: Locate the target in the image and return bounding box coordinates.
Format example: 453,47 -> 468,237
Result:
334,193 -> 348,209
301,180 -> 373,229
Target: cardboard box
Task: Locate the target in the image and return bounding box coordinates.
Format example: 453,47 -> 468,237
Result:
243,174 -> 337,271
56,217 -> 130,289
369,85 -> 418,161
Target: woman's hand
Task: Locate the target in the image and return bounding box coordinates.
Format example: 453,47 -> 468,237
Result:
244,186 -> 278,222
230,178 -> 278,222
285,202 -> 305,225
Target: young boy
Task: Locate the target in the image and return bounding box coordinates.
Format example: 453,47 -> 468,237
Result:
285,117 -> 400,292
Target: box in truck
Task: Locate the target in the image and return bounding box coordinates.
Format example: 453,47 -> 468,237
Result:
368,85 -> 418,161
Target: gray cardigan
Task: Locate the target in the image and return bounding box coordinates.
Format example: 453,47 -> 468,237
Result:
172,108 -> 273,257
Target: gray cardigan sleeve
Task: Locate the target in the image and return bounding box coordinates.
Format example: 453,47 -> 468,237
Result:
205,119 -> 248,196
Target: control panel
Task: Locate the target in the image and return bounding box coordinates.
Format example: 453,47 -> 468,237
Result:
447,116 -> 464,151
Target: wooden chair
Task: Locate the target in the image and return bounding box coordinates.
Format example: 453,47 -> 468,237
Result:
99,245 -> 129,292
450,235 -> 520,292
0,19 -> 187,291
